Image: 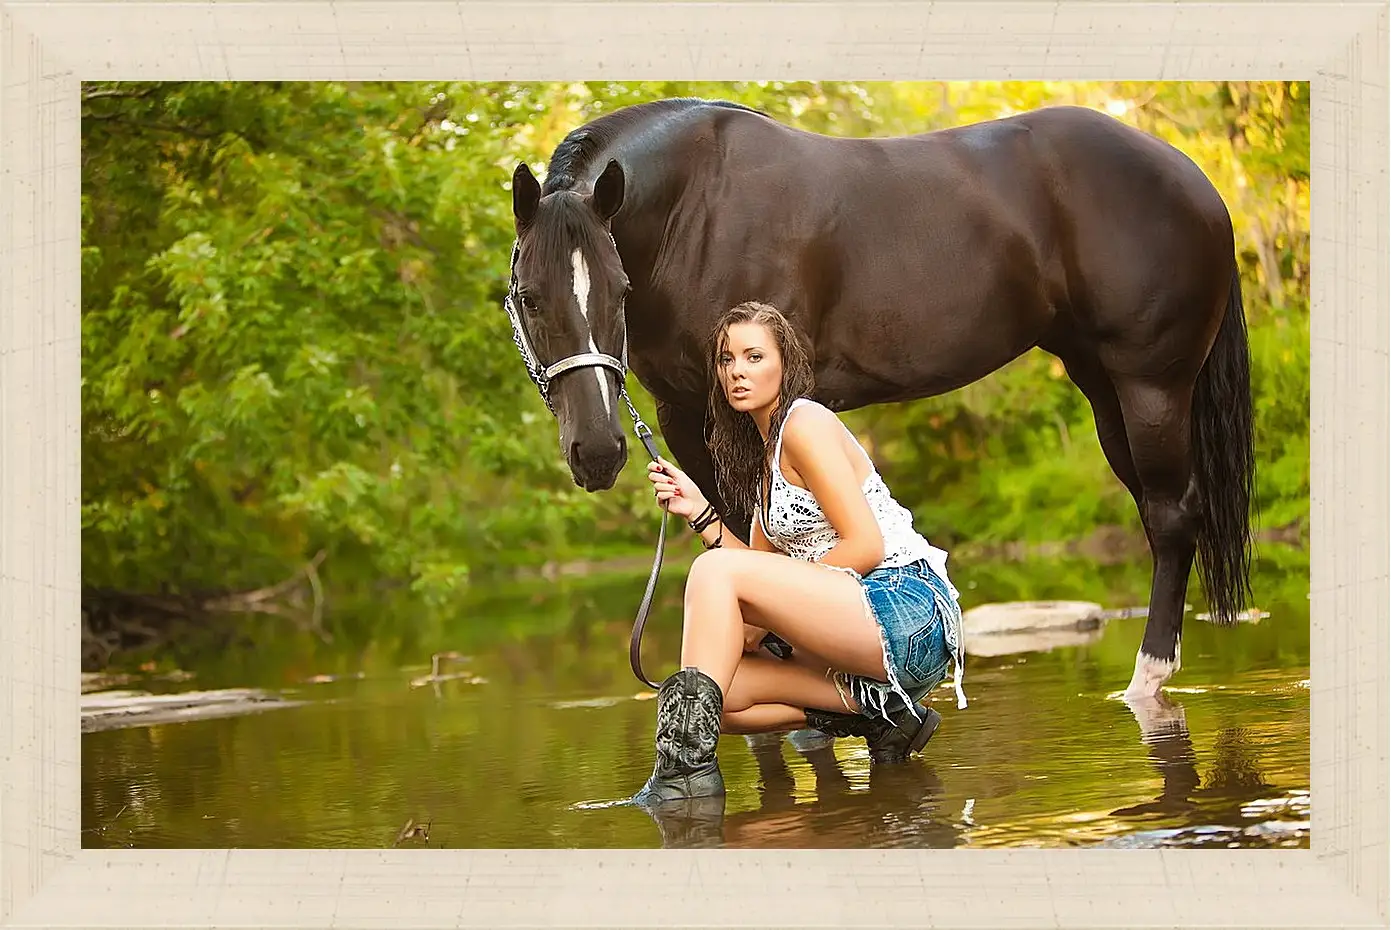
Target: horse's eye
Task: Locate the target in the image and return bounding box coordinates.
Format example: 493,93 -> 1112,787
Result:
519,294 -> 538,314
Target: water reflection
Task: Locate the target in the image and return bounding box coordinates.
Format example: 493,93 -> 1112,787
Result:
1109,693 -> 1298,846
638,690 -> 1303,850
639,729 -> 963,849
1113,694 -> 1205,817
82,550 -> 1310,850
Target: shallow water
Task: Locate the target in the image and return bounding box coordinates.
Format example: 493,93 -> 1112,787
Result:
82,549 -> 1310,849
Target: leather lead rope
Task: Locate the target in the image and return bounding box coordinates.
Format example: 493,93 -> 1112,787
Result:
623,403 -> 666,690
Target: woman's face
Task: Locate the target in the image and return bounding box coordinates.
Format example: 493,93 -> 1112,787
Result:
718,321 -> 783,413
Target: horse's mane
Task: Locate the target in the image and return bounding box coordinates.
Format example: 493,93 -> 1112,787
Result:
522,99 -> 765,297
541,98 -> 764,195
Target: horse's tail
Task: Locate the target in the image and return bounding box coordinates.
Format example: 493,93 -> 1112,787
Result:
1190,267 -> 1256,625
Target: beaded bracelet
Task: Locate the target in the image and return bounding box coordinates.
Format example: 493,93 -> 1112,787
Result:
689,503 -> 718,533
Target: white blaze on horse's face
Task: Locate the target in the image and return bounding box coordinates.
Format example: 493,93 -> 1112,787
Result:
570,247 -> 612,417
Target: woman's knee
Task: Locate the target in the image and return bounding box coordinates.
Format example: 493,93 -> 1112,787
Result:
685,547 -> 746,599
688,547 -> 741,581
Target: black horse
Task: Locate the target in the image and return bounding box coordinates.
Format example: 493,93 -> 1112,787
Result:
504,97 -> 1254,699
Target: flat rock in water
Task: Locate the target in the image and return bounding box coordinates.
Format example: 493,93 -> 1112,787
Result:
81,687 -> 303,733
962,600 -> 1104,635
962,600 -> 1106,658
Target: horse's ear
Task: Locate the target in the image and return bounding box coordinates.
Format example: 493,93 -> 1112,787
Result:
591,159 -> 624,222
513,162 -> 541,229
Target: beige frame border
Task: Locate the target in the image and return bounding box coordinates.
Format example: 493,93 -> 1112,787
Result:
2,1 -> 1385,927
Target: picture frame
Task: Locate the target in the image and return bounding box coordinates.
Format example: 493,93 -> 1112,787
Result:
3,1 -> 1385,926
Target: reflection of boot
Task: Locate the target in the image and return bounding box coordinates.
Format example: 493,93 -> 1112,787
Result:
641,795 -> 727,849
868,760 -> 946,803
867,761 -> 948,826
633,667 -> 725,804
745,733 -> 796,812
805,704 -> 942,763
799,744 -> 851,798
785,728 -> 835,753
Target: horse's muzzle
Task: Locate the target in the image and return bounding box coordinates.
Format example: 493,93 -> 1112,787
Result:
567,433 -> 627,491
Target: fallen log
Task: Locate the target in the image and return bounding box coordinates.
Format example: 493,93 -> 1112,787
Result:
81,687 -> 303,733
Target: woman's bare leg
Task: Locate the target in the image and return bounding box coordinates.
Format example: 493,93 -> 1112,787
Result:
724,652 -> 862,714
679,548 -> 886,699
722,704 -> 805,734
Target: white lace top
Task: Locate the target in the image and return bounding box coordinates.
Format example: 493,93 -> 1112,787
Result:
755,398 -> 959,600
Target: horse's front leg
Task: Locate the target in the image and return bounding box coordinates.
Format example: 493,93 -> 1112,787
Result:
654,398 -> 750,544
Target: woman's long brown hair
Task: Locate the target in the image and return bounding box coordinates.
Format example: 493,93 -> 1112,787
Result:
704,301 -> 816,526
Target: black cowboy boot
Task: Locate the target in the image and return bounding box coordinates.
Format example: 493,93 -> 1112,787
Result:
633,667 -> 726,804
804,703 -> 942,764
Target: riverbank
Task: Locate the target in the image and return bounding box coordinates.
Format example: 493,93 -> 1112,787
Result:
503,520 -> 1307,582
79,520 -> 1305,673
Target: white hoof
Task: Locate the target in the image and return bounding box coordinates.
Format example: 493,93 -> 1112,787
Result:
1124,648 -> 1179,699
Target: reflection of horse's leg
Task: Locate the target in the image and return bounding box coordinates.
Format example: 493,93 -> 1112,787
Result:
1112,693 -> 1201,816
1125,690 -> 1189,739
1112,376 -> 1201,698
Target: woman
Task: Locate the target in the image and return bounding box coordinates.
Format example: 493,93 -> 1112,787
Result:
632,301 -> 967,806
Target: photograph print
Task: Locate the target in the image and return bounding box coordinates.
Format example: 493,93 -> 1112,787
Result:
80,79 -> 1310,850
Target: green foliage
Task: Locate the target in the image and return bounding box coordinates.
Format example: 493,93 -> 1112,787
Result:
81,80 -> 1309,605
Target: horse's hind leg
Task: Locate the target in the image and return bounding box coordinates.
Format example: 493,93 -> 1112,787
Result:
1048,341 -> 1186,697
1043,340 -> 1144,506
1110,375 -> 1202,698
1049,332 -> 1201,697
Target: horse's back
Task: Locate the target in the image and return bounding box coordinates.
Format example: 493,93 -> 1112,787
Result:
1003,107 -> 1236,356
693,108 -> 1075,398
1011,106 -> 1230,222
641,102 -> 1236,404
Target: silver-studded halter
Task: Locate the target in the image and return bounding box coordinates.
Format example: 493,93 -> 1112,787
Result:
502,237 -> 659,457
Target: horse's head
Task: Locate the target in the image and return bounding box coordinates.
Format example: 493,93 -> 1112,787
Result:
507,158 -> 631,492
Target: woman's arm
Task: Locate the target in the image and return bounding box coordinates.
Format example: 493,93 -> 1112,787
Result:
779,405 -> 885,575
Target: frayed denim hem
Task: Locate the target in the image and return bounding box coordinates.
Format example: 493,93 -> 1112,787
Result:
813,560 -> 928,727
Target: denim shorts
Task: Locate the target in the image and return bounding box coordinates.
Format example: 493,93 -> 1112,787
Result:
821,557 -> 963,724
